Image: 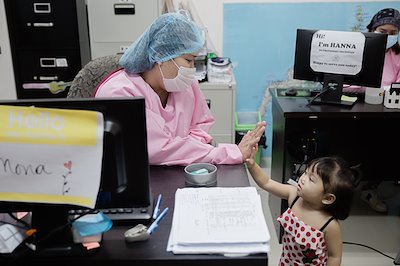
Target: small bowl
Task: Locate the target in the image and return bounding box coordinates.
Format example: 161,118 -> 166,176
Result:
184,163 -> 217,187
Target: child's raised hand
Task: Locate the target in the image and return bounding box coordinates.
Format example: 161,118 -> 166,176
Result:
245,145 -> 259,167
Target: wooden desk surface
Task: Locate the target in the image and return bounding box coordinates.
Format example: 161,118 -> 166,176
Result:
2,164 -> 268,266
272,92 -> 400,117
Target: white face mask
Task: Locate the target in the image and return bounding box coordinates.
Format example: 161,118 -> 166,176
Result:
375,31 -> 399,49
385,34 -> 399,49
159,59 -> 196,93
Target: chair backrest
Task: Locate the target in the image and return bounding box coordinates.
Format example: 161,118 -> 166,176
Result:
67,54 -> 122,98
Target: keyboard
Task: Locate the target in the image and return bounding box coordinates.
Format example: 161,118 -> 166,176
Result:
342,87 -> 366,99
69,206 -> 152,224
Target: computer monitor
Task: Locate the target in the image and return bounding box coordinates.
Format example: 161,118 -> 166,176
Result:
293,29 -> 387,106
0,97 -> 152,255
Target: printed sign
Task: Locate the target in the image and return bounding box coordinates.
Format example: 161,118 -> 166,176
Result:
0,105 -> 104,208
310,30 -> 365,75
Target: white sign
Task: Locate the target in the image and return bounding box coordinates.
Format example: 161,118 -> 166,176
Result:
0,106 -> 104,209
310,30 -> 365,75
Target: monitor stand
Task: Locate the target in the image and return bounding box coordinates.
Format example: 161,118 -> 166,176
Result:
30,206 -> 97,256
309,98 -> 356,107
308,74 -> 356,107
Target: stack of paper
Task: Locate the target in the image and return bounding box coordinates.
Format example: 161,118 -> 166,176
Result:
167,187 -> 270,256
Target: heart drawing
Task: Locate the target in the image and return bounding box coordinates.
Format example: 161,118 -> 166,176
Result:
64,161 -> 72,171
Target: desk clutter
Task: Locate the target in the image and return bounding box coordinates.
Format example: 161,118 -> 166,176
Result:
0,224 -> 27,253
184,163 -> 218,187
384,83 -> 400,109
365,87 -> 384,104
167,187 -> 270,256
124,206 -> 169,243
365,83 -> 400,108
0,211 -> 112,254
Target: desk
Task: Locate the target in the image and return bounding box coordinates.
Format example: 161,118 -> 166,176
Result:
1,164 -> 268,266
269,89 -> 400,240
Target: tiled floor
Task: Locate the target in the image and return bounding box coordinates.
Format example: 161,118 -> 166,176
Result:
247,165 -> 400,266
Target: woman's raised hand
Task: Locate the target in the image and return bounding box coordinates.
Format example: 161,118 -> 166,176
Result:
238,121 -> 266,162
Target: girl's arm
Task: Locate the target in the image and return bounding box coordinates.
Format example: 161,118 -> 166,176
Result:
324,220 -> 343,266
245,147 -> 296,200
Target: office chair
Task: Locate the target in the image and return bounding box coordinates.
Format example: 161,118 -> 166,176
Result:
67,54 -> 122,98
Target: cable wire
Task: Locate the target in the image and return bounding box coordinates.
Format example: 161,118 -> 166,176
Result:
306,85 -> 331,106
7,212 -> 31,229
343,241 -> 395,261
35,209 -> 99,245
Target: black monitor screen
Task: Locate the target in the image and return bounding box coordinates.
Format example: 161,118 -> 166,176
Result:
293,29 -> 387,106
0,97 -> 152,255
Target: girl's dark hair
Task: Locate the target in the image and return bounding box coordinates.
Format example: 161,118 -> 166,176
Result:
308,156 -> 360,220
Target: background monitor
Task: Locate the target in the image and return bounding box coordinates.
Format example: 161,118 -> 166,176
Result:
0,97 -> 152,255
293,29 -> 387,106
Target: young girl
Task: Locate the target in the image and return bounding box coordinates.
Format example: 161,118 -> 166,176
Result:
246,152 -> 358,266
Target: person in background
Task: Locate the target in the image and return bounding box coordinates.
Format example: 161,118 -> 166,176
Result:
246,151 -> 358,266
367,8 -> 400,88
94,12 -> 266,166
359,8 -> 400,213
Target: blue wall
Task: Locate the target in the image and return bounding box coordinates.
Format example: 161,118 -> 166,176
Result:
224,2 -> 400,157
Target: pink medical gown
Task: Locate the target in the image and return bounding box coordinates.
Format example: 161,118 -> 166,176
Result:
94,69 -> 243,166
381,48 -> 400,86
344,48 -> 400,90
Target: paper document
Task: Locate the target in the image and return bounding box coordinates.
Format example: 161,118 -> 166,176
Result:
0,105 -> 104,209
167,187 -> 270,255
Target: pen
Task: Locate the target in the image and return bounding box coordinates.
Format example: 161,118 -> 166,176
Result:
147,207 -> 169,235
152,194 -> 162,219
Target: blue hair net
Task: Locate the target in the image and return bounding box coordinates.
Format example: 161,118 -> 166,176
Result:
120,12 -> 205,73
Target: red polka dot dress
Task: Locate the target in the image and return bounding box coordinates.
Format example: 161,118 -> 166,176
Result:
276,197 -> 334,266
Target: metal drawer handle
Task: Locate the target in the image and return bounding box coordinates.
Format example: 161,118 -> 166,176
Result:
39,76 -> 58,81
32,22 -> 54,27
40,58 -> 56,67
33,3 -> 51,13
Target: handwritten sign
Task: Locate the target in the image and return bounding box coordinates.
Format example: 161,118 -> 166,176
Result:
0,105 -> 104,208
310,30 -> 365,75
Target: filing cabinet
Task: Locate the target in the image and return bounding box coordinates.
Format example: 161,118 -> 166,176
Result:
87,0 -> 161,60
4,0 -> 90,99
199,80 -> 236,144
0,0 -> 17,99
